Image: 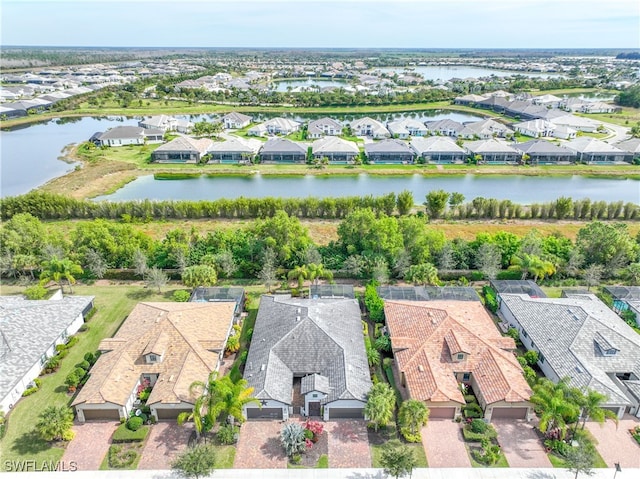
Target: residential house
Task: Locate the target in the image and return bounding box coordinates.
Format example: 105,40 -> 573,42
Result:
564,138 -> 632,164
462,119 -> 513,139
475,96 -> 511,114
513,140 -> 578,165
307,117 -> 343,139
614,138 -> 640,161
0,292 -> 95,413
94,126 -> 164,147
242,295 -> 372,420
513,119 -> 557,138
312,136 -> 359,163
364,139 -> 416,164
545,114 -> 600,133
532,94 -> 563,108
503,101 -> 549,120
207,137 -> 262,163
499,292 -> 640,419
384,299 -> 533,420
221,112 -> 252,129
465,139 -> 521,164
189,287 -> 246,322
581,102 -> 617,114
424,119 -> 464,137
247,117 -> 300,137
603,286 -> 640,327
350,117 -> 390,139
410,136 -> 466,164
259,138 -> 307,163
138,115 -> 193,134
387,119 -> 428,138
151,137 -> 213,163
0,104 -> 26,118
550,125 -> 578,140
453,94 -> 488,106
73,301 -> 236,422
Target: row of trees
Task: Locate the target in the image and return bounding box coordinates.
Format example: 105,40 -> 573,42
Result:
3,191 -> 639,223
1,212 -> 639,289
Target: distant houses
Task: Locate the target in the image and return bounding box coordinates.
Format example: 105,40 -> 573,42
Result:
248,117 -> 300,137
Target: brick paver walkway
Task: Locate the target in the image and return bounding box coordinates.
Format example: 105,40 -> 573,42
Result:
422,420 -> 471,468
61,421 -> 118,471
493,419 -> 551,468
587,414 -> 640,469
138,422 -> 193,470
234,421 -> 287,469
327,420 -> 371,468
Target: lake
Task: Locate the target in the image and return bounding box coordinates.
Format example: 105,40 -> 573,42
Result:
272,79 -> 348,91
94,174 -> 640,204
373,65 -> 560,81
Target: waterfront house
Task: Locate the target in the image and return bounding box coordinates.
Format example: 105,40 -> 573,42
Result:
0,292 -> 95,413
311,136 -> 359,163
207,137 -> 262,163
410,136 -> 466,164
151,136 -> 213,163
465,139 -> 521,164
138,115 -> 193,134
221,112 -> 252,129
364,138 -> 416,163
513,119 -> 557,138
564,137 -> 632,164
614,138 -> 640,161
462,119 -> 513,139
350,117 -> 390,139
248,117 -> 300,136
424,119 -> 465,137
307,117 -> 343,139
242,295 -> 371,420
512,140 -> 577,165
387,118 -> 428,138
94,126 -> 164,147
73,301 -> 236,422
259,137 -> 307,163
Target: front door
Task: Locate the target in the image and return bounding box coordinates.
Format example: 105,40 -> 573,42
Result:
309,401 -> 321,417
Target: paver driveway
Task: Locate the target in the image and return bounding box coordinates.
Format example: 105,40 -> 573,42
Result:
234,421 -> 287,469
326,420 -> 371,468
422,420 -> 471,467
493,419 -> 551,467
586,414 -> 640,469
61,421 -> 118,471
138,422 -> 192,470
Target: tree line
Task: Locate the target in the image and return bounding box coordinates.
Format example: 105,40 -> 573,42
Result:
2,191 -> 638,223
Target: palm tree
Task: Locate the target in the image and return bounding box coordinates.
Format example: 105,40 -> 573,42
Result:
39,257 -> 83,293
177,378 -> 212,439
209,376 -> 259,426
398,400 -> 430,442
578,389 -> 618,430
288,265 -> 309,289
530,379 -> 580,439
508,253 -> 555,281
364,383 -> 395,432
36,405 -> 75,442
306,263 -> 333,287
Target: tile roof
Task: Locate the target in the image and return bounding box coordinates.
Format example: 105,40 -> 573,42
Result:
72,302 -> 235,408
500,293 -> 640,406
384,300 -> 531,406
465,139 -> 519,154
513,140 -> 577,156
153,136 -> 212,154
364,138 -> 414,154
410,136 -> 465,155
207,137 -> 261,154
243,295 -> 372,405
0,295 -> 94,406
564,137 -> 626,154
260,137 -> 307,154
312,136 -> 359,155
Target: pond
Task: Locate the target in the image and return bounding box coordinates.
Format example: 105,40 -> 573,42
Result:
372,65 -> 561,81
271,79 -> 348,91
93,174 -> 640,204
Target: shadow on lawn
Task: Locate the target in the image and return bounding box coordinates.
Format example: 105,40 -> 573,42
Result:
10,430 -> 52,455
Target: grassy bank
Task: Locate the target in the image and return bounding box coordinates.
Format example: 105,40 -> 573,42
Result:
0,284 -> 184,467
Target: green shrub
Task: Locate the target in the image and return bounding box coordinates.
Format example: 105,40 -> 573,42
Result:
55,343 -> 67,353
107,444 -> 138,468
24,284 -> 48,300
303,428 -> 313,440
126,416 -> 143,431
545,439 -> 570,457
33,378 -> 42,388
399,428 -> 422,443
65,372 -> 79,387
361,320 -> 369,337
84,307 -> 97,321
522,365 -> 537,386
74,367 -> 87,380
374,334 -> 391,352
244,327 -> 253,342
239,350 -> 248,365
365,283 -> 385,323
523,350 -> 539,366
79,360 -> 91,371
216,424 -> 239,445
463,403 -> 483,419
78,324 -> 89,332
482,285 -> 498,313
57,348 -> 69,359
112,423 -> 149,443
464,394 -> 477,404
22,387 -> 38,397
172,290 -> 191,302
470,419 -> 488,434
84,352 -> 96,365
43,356 -> 60,373
66,336 -> 79,348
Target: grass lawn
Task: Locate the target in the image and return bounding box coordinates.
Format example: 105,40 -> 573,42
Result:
548,451 -> 608,469
212,444 -> 236,469
99,442 -> 144,470
370,442 -> 428,468
0,283 -> 185,466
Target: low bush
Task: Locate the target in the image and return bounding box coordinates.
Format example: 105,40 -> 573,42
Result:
126,416 -> 144,431
463,403 -> 483,419
482,285 -> 498,313
84,352 -> 96,365
464,394 -> 477,404
24,284 -> 49,300
65,371 -> 79,388
107,444 -> 138,469
66,336 -> 79,348
55,343 -> 67,353
33,378 -> 42,388
399,428 -> 422,443
78,324 -> 89,332
112,423 -> 149,443
545,439 -> 570,456
57,349 -> 69,359
42,356 -> 60,374
22,387 -> 38,397
244,327 -> 253,342
374,334 -> 391,352
84,307 -> 97,321
216,424 -> 239,445
172,290 -> 191,302
239,350 -> 248,365
470,419 -> 488,434
79,360 -> 91,371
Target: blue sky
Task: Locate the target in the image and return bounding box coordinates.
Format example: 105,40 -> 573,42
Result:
2,0 -> 639,49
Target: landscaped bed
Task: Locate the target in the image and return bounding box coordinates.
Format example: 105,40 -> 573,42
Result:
462,419 -> 509,468
100,424 -> 150,470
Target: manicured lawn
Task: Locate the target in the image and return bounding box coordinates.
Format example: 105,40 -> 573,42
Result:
0,284 -> 184,466
467,445 -> 509,468
547,451 -> 607,469
370,442 -> 428,468
212,444 -> 236,469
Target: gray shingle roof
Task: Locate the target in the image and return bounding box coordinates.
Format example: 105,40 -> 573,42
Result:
0,295 -> 94,405
500,293 -> 640,407
98,126 -> 145,140
364,139 -> 414,154
260,138 -> 306,154
513,140 -> 577,156
312,136 -> 359,155
410,136 -> 465,155
244,296 -> 372,405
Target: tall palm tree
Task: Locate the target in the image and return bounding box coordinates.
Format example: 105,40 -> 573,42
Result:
364,383 -> 395,432
398,399 -> 430,441
578,389 -> 618,430
531,379 -> 580,439
209,376 -> 259,426
177,375 -> 216,439
288,265 -> 309,289
36,405 -> 75,442
39,257 -> 83,293
508,253 -> 555,281
306,263 -> 333,287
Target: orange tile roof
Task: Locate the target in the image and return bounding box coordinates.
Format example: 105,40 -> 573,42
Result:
73,302 -> 235,408
384,300 -> 532,406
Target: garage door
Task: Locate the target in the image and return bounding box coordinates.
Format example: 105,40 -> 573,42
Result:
156,408 -> 193,420
491,407 -> 528,420
81,408 -> 120,421
429,407 -> 456,419
328,408 -> 364,419
246,407 -> 283,420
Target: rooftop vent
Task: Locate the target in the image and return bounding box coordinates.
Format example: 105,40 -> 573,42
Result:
418,365 -> 424,372
260,364 -> 266,371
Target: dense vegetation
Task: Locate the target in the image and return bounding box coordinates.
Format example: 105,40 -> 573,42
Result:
616,85 -> 640,108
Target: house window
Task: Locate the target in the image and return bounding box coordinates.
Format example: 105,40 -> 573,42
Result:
148,354 -> 158,363
462,373 -> 471,381
40,354 -> 48,366
522,329 -> 528,338
61,329 -> 68,341
539,354 -> 545,364
312,393 -> 318,398
457,353 -> 465,360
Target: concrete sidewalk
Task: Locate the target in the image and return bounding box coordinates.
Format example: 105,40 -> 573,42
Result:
2,468 -> 638,479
